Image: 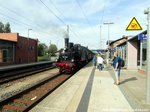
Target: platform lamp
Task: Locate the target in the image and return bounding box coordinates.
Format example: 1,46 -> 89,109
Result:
28,29 -> 32,38
103,22 -> 114,66
28,29 -> 32,63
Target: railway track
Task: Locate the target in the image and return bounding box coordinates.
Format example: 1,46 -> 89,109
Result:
0,73 -> 71,112
0,66 -> 55,84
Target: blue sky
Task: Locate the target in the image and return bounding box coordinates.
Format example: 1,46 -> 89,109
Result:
0,0 -> 149,49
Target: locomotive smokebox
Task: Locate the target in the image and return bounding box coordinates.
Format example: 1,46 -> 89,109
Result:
65,37 -> 69,48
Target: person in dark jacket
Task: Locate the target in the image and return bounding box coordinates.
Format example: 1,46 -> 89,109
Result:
113,51 -> 121,85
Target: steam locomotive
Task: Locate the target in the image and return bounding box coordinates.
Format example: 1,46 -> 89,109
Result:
56,38 -> 93,74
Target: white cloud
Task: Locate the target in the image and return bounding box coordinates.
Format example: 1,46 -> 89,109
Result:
0,0 -> 149,49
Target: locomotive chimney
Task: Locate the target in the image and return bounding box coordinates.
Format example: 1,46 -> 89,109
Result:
64,37 -> 69,48
64,25 -> 69,48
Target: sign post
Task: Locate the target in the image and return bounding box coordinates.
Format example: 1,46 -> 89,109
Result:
144,7 -> 150,104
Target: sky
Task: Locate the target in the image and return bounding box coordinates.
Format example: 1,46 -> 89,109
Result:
0,0 -> 149,49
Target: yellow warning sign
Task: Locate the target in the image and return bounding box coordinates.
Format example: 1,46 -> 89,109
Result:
126,17 -> 142,31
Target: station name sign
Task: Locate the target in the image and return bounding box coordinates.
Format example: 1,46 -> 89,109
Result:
138,34 -> 147,40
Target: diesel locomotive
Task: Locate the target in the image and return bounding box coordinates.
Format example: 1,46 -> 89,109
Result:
56,38 -> 93,74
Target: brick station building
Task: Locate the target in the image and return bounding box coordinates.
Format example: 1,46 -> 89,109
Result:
0,33 -> 38,66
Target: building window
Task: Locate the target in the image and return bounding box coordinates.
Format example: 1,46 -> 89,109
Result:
2,49 -> 8,63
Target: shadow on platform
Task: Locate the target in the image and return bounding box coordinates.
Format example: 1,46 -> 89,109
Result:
120,77 -> 137,85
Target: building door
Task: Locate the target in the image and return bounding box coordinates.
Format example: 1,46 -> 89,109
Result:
142,41 -> 147,70
2,49 -> 8,63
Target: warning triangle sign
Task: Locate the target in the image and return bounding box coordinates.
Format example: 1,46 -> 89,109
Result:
126,17 -> 142,31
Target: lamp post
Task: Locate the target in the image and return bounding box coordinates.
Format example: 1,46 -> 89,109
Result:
103,22 -> 114,65
100,25 -> 102,49
144,7 -> 150,104
27,29 -> 32,63
28,29 -> 32,38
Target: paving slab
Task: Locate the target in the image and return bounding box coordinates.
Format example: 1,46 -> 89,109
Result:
108,67 -> 150,112
30,63 -> 134,112
87,68 -> 132,112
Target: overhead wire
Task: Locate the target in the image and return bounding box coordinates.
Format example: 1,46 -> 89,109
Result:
0,0 -> 95,47
48,0 -> 66,20
0,12 -> 33,28
0,14 -> 29,29
39,0 -> 66,26
0,5 -> 47,30
39,0 -> 83,41
49,0 -> 97,46
48,0 -> 83,41
0,5 -> 59,38
100,0 -> 107,24
0,1 -> 80,46
0,5 -> 39,27
75,0 -> 97,36
99,0 -> 107,49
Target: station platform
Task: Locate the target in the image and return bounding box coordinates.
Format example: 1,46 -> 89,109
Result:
0,61 -> 53,71
30,62 -> 150,112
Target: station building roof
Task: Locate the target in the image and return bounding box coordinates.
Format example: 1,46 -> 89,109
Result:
109,36 -> 128,48
128,30 -> 147,42
0,33 -> 37,42
109,30 -> 147,48
0,33 -> 18,42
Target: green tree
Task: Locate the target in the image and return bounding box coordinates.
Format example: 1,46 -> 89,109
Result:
0,22 -> 11,33
48,44 -> 57,56
38,43 -> 47,56
4,22 -> 11,33
0,22 -> 4,33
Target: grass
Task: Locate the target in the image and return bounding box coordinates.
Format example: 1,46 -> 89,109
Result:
38,55 -> 51,61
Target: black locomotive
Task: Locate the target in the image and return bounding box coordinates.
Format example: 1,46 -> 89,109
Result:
56,38 -> 93,74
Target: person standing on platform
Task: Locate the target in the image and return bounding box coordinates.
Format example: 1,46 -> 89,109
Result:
97,55 -> 104,71
92,55 -> 97,67
113,51 -> 121,85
